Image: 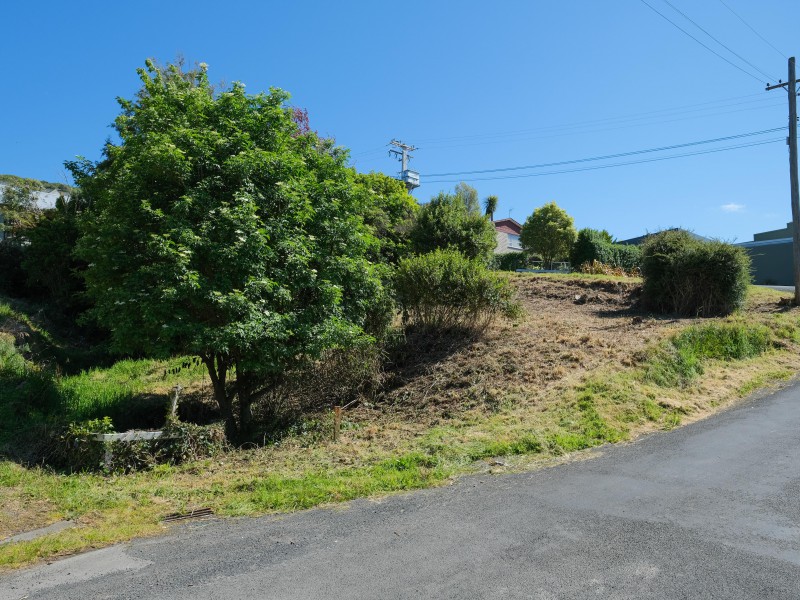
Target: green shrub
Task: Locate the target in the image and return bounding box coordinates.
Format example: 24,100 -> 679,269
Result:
410,192 -> 497,264
641,230 -> 750,316
570,228 -> 641,271
53,416 -> 115,472
395,249 -> 521,332
22,209 -> 88,314
492,252 -> 531,271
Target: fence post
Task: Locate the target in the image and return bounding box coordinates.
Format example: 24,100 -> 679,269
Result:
168,385 -> 182,419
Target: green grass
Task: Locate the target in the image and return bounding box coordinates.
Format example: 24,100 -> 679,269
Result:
1,297 -> 208,444
58,357 -> 207,427
644,321 -> 773,387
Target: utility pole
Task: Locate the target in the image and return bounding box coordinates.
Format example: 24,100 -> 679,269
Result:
766,58 -> 800,304
389,139 -> 421,191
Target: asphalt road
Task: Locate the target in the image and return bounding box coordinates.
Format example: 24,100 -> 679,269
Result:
2,385 -> 799,600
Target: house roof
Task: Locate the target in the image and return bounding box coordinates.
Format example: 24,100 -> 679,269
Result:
493,218 -> 522,234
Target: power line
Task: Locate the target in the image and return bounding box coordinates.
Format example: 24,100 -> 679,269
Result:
352,101 -> 783,166
417,98 -> 783,151
639,0 -> 765,83
659,0 -> 777,82
352,101 -> 784,171
351,94 -> 781,161
423,127 -> 783,177
426,138 -> 782,184
415,93 -> 769,145
717,0 -> 787,60
350,144 -> 389,157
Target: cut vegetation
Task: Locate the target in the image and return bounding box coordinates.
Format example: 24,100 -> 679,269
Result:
2,276 -> 798,570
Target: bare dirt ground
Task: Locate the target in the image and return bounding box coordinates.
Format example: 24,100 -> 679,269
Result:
367,275 -> 799,427
376,277 -> 663,415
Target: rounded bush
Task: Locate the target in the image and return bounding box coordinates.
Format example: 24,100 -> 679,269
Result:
640,230 -> 750,316
394,249 -> 521,332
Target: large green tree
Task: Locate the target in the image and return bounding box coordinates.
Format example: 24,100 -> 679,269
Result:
71,60 -> 387,440
520,201 -> 577,269
410,191 -> 496,263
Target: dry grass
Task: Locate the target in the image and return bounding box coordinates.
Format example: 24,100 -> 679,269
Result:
376,275 -> 676,422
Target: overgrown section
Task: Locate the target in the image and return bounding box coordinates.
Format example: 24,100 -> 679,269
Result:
2,277 -> 799,570
0,297 -> 210,454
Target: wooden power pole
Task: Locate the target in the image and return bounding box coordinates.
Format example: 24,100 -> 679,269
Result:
767,58 -> 800,303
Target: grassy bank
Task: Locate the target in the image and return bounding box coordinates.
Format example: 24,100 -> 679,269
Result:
1,298 -> 208,446
1,282 -> 799,570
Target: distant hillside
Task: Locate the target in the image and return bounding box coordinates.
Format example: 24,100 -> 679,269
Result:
0,174 -> 73,194
0,174 -> 74,210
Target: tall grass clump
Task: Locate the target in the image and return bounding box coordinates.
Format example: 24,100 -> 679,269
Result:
641,230 -> 750,316
395,249 -> 521,332
644,322 -> 772,387
0,333 -> 62,449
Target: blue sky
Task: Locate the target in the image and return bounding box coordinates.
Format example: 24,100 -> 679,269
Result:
1,0 -> 798,242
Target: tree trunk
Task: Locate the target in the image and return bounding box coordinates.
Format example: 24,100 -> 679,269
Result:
202,353 -> 238,441
235,368 -> 258,441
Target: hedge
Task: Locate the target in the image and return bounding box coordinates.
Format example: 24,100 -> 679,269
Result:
570,229 -> 641,271
491,252 -> 531,272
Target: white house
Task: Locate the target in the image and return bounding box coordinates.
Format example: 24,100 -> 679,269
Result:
492,218 -> 523,254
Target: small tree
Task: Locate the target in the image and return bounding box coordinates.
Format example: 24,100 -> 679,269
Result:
454,182 -> 480,215
354,172 -> 419,265
570,228 -> 640,272
71,60 -> 388,441
410,192 -> 496,263
483,195 -> 498,221
22,193 -> 90,314
0,176 -> 42,238
520,202 -> 577,269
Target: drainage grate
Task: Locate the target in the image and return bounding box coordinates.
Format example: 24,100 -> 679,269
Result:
162,507 -> 214,523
